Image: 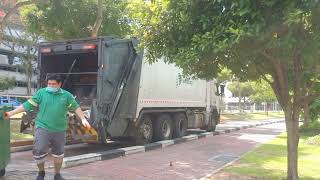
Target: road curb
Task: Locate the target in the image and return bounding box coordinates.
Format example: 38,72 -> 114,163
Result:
61,119 -> 285,168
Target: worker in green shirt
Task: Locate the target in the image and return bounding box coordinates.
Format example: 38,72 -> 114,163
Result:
4,74 -> 91,180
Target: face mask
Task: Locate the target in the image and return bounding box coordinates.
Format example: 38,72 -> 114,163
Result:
46,87 -> 59,93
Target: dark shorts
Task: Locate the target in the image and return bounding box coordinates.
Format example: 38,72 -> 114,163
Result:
32,128 -> 66,164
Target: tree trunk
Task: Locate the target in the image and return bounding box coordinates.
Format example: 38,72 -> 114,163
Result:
27,76 -> 32,96
26,46 -> 32,96
91,0 -> 103,37
265,102 -> 269,116
237,81 -> 242,113
238,97 -> 241,113
284,108 -> 300,180
303,101 -> 310,126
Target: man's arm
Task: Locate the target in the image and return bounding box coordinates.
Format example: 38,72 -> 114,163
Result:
4,105 -> 26,119
5,89 -> 42,120
75,107 -> 92,129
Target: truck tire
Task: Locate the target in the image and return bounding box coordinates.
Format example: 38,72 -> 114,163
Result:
154,114 -> 173,141
206,116 -> 216,132
0,168 -> 5,177
173,113 -> 188,138
206,109 -> 219,132
135,115 -> 153,144
98,121 -> 107,144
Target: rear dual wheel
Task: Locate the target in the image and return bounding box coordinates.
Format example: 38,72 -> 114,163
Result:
136,115 -> 153,144
136,112 -> 188,144
154,114 -> 173,141
173,113 -> 188,138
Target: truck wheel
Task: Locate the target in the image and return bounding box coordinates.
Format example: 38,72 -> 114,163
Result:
154,114 -> 173,141
0,168 -> 5,177
206,109 -> 219,132
206,117 -> 216,132
173,113 -> 188,138
136,115 -> 153,144
98,121 -> 107,144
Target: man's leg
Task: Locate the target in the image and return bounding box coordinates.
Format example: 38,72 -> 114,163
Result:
33,128 -> 49,180
50,130 -> 66,180
53,155 -> 64,174
37,162 -> 45,172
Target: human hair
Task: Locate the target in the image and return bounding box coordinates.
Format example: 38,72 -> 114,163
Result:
46,74 -> 63,83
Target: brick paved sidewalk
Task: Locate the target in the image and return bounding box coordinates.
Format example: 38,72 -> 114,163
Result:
3,119 -> 285,180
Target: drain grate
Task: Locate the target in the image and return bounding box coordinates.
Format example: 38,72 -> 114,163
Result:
208,154 -> 238,163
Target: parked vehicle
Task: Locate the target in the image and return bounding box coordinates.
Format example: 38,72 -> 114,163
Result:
23,37 -> 223,144
0,97 -> 21,107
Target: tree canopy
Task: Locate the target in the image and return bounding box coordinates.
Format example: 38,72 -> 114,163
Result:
0,77 -> 15,91
141,1 -> 320,179
20,0 -> 131,40
250,79 -> 277,104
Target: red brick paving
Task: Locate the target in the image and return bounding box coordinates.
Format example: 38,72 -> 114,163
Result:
4,123 -> 285,180
64,123 -> 285,180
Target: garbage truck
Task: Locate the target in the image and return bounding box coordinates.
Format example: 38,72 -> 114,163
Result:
21,37 -> 223,144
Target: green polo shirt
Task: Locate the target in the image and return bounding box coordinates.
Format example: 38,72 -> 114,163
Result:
23,88 -> 79,132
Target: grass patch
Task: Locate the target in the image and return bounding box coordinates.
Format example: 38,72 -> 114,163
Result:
10,120 -> 33,141
221,111 -> 284,121
299,120 -> 320,136
224,133 -> 320,180
305,135 -> 320,145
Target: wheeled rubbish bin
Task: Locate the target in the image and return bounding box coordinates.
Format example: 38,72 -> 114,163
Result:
0,106 -> 12,178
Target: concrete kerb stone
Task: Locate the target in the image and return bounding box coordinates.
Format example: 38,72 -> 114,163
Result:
201,132 -> 214,137
158,140 -> 175,147
60,119 -> 284,168
215,130 -> 226,135
63,153 -> 102,168
144,142 -> 162,151
11,145 -> 33,153
119,146 -> 145,155
99,149 -> 125,160
197,133 -> 207,139
182,134 -> 199,141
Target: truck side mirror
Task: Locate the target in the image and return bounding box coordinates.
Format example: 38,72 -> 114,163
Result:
220,84 -> 225,96
215,84 -> 220,96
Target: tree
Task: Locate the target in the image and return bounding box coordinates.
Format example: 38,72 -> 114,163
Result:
91,0 -> 103,37
2,27 -> 39,96
141,1 -> 320,179
301,77 -> 320,125
216,67 -> 232,84
0,77 -> 15,91
20,0 -> 131,40
126,0 -> 169,49
228,81 -> 255,112
309,97 -> 320,122
1,8 -> 39,96
0,0 -> 47,42
250,79 -> 277,114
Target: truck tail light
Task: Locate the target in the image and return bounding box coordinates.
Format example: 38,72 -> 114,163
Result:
83,44 -> 97,50
40,47 -> 51,53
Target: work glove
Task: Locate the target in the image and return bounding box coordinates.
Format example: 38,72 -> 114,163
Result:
3,112 -> 12,120
81,118 -> 92,129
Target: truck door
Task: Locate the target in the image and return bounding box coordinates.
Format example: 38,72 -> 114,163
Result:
96,39 -> 143,137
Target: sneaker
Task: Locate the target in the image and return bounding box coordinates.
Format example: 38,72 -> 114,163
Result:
36,171 -> 45,180
54,173 -> 66,180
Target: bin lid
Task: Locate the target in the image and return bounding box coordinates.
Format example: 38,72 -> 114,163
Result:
0,106 -> 12,120
0,106 -> 12,112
